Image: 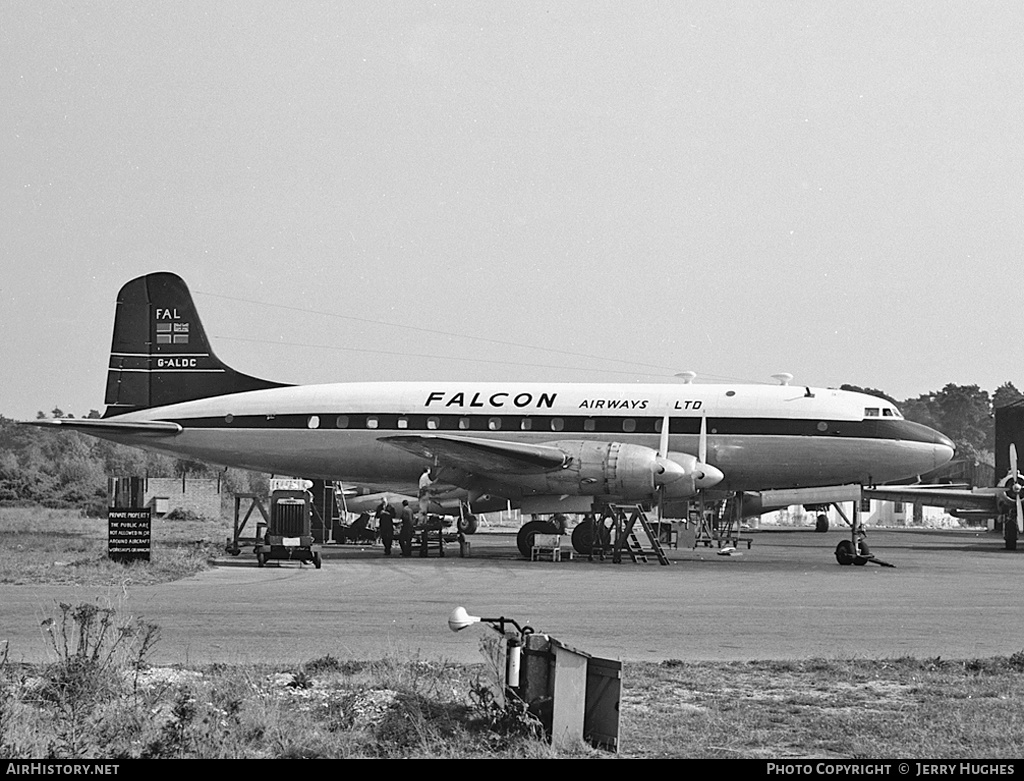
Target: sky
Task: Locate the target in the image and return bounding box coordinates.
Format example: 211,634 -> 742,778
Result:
2,2 -> 1023,420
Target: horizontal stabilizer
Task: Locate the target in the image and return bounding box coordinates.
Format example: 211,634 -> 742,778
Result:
380,434 -> 568,474
23,418 -> 182,435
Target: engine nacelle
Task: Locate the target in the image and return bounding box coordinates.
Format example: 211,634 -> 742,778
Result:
494,440 -> 686,500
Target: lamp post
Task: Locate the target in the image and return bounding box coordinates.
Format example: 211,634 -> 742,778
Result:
448,606 -> 533,687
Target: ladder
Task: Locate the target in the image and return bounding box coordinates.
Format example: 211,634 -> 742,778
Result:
695,493 -> 753,549
593,504 -> 671,566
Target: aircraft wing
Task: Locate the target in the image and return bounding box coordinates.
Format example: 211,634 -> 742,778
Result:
864,485 -> 1001,512
379,434 -> 568,475
22,419 -> 183,435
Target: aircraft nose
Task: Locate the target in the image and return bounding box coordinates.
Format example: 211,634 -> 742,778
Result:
926,427 -> 956,466
897,420 -> 956,469
923,429 -> 956,473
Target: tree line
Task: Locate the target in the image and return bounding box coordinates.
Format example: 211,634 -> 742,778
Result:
0,409 -> 265,516
2,381 -> 1021,514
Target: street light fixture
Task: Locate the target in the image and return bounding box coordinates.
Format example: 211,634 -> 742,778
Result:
447,606 -> 533,687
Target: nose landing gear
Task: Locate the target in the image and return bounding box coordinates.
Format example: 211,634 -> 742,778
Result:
832,496 -> 895,568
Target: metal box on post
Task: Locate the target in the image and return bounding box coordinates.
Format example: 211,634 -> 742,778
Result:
518,633 -> 621,752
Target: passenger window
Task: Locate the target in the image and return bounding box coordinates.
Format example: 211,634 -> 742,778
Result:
551,418 -> 564,432
520,418 -> 532,431
397,417 -> 408,429
623,419 -> 636,433
335,415 -> 349,429
488,417 -> 501,431
427,417 -> 439,430
459,417 -> 470,430
584,419 -> 596,432
307,415 -> 320,429
653,418 -> 663,433
367,416 -> 379,429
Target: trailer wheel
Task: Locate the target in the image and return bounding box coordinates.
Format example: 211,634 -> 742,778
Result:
517,520 -> 559,558
835,539 -> 856,566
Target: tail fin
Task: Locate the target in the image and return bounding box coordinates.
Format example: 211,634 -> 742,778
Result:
103,272 -> 288,416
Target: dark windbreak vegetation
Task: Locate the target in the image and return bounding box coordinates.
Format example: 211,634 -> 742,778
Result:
0,414 -> 266,517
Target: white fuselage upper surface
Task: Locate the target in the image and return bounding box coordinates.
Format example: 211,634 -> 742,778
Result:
98,381 -> 955,493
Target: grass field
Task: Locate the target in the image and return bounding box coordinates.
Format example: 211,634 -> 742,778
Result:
0,506 -> 229,586
2,507 -> 1023,758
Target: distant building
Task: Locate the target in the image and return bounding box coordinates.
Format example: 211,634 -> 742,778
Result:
108,476 -> 223,519
759,498 -> 959,529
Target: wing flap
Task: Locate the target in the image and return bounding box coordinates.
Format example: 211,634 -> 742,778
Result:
864,486 -> 1000,512
379,434 -> 567,474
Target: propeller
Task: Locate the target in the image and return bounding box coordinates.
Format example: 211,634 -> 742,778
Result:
1009,444 -> 1023,533
653,412 -> 723,498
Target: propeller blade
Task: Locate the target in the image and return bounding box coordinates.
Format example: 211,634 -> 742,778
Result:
1017,493 -> 1023,534
1012,443 -> 1018,478
658,414 -> 670,459
699,414 -> 708,464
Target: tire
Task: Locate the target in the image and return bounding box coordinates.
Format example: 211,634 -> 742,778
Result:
517,520 -> 559,558
571,519 -> 597,555
835,539 -> 856,566
815,514 -> 829,533
1006,517 -> 1018,551
457,514 -> 479,535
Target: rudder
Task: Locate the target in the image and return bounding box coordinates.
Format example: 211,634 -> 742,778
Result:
104,273 -> 287,415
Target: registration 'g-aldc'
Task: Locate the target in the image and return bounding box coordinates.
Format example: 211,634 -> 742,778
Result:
30,273 -> 954,537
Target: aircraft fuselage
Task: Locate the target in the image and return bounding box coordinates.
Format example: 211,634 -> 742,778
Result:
95,380 -> 955,494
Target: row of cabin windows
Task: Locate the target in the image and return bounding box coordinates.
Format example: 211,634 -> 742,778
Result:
304,414 -> 643,432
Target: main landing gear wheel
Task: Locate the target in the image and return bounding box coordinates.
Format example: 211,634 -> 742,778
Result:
457,514 -> 479,535
571,519 -> 597,556
517,520 -> 559,558
834,539 -> 856,566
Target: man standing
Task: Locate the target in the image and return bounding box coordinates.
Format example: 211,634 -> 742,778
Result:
418,466 -> 434,524
399,499 -> 415,557
375,498 -> 395,556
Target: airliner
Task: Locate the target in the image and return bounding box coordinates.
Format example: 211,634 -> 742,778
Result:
30,272 -> 956,545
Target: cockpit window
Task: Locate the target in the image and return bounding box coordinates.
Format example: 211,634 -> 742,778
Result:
882,408 -> 893,417
865,408 -> 880,417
